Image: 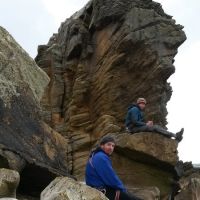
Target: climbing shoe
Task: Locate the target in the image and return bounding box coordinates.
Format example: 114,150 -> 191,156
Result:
175,128 -> 184,142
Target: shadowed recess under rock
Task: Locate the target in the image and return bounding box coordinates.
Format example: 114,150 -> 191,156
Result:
0,155 -> 9,168
17,164 -> 57,197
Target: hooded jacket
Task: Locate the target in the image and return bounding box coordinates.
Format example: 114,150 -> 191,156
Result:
125,104 -> 146,128
85,148 -> 126,192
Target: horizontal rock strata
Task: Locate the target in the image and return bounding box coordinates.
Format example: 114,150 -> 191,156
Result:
35,1 -> 186,188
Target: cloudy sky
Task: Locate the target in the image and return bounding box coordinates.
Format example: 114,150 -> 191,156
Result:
0,0 -> 199,163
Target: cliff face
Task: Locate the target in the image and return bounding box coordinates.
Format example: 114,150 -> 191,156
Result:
36,0 -> 185,178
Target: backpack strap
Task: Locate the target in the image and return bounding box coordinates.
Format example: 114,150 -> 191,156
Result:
115,190 -> 120,200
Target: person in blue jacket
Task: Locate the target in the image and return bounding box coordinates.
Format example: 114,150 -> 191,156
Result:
85,136 -> 142,200
125,97 -> 184,142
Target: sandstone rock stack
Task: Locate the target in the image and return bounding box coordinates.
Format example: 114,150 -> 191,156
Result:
35,0 -> 186,198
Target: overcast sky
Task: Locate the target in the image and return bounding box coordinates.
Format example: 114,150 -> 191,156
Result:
0,0 -> 199,163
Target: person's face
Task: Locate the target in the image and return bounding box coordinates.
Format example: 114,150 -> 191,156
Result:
101,142 -> 115,155
138,102 -> 146,110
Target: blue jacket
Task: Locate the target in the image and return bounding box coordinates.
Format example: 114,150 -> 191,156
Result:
125,104 -> 146,128
85,149 -> 126,192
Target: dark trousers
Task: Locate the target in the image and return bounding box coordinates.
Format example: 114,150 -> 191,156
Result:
105,188 -> 142,200
129,125 -> 175,138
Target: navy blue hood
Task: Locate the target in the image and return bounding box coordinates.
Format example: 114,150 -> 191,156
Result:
127,104 -> 137,110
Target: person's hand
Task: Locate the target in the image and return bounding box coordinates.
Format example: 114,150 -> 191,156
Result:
146,121 -> 153,126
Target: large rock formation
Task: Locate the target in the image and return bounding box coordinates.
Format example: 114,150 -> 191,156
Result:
0,26 -> 71,197
36,0 -> 186,138
35,0 -> 186,198
0,0 -> 192,199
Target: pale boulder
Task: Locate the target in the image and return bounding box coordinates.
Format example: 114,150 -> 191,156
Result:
41,177 -> 108,200
0,168 -> 20,198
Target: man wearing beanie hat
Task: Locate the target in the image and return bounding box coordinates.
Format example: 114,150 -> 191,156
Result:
100,136 -> 116,145
125,97 -> 184,142
85,136 -> 142,200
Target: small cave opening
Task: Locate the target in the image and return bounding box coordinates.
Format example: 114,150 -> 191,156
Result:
0,155 -> 9,168
17,164 -> 57,198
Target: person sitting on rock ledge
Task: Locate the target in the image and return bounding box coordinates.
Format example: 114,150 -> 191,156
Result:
125,97 -> 184,142
85,136 -> 142,200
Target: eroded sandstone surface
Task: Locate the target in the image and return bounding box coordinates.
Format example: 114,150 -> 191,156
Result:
35,0 -> 186,197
